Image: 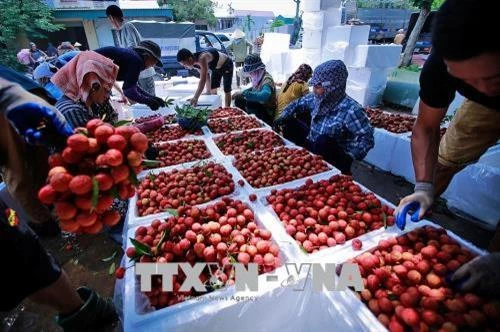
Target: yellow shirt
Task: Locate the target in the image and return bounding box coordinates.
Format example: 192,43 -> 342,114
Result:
276,82 -> 309,119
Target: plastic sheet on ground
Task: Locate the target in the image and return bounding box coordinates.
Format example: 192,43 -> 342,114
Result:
443,144 -> 500,230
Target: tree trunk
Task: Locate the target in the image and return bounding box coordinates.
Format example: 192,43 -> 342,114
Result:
400,7 -> 430,67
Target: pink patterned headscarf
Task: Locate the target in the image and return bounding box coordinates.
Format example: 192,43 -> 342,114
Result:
51,51 -> 118,103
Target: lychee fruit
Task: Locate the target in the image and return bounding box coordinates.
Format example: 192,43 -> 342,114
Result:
68,175 -> 93,195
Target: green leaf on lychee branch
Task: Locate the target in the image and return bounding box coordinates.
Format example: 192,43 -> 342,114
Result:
155,229 -> 170,252
148,172 -> 156,181
130,238 -> 152,256
128,169 -> 140,186
101,250 -> 117,262
228,254 -> 237,264
91,177 -> 99,210
165,208 -> 179,217
114,119 -> 133,127
388,293 -> 398,301
300,246 -> 308,254
108,262 -> 116,275
245,141 -> 255,149
142,159 -> 162,167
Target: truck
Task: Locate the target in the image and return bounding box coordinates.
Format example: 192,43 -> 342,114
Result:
130,21 -> 228,77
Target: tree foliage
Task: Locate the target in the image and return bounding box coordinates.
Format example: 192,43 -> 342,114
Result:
400,0 -> 434,67
0,0 -> 62,70
158,0 -> 216,26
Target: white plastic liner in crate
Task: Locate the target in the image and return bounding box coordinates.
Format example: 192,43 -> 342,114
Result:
139,136 -> 226,177
317,219 -> 488,332
148,123 -> 207,144
209,128 -> 296,157
254,171 -> 398,263
122,195 -> 296,331
363,128 -> 405,171
128,102 -> 179,119
204,114 -> 272,136
443,144 -> 500,230
121,195 -> 381,332
128,160 -> 246,226
226,145 -> 340,195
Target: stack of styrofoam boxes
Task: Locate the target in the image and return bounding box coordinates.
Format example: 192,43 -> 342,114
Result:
346,44 -> 402,106
321,25 -> 369,65
301,0 -> 324,69
260,33 -> 292,84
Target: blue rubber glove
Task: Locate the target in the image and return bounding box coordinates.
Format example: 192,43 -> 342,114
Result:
394,182 -> 433,230
6,102 -> 73,145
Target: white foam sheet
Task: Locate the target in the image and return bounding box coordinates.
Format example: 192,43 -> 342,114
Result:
322,41 -> 355,64
443,144 -> 500,230
351,44 -> 402,69
302,0 -> 321,12
346,83 -> 386,107
363,128 -> 402,171
301,29 -> 323,49
324,25 -> 370,46
302,11 -> 325,31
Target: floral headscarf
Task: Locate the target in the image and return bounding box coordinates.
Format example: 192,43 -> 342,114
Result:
283,64 -> 313,93
309,60 -> 348,116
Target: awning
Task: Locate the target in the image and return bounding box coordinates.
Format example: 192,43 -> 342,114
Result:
53,8 -> 173,20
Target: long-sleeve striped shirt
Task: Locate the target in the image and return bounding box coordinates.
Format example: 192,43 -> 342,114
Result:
56,95 -> 97,129
278,93 -> 374,160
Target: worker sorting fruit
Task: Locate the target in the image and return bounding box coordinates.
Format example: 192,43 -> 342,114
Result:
275,60 -> 375,174
395,0 -> 500,296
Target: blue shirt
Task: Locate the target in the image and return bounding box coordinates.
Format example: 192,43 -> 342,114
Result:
278,93 -> 374,160
57,51 -> 80,66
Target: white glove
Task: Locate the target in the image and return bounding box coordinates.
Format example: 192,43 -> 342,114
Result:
395,182 -> 434,220
450,253 -> 500,297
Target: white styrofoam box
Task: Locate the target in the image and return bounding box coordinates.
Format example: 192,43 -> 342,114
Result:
321,0 -> 342,9
324,25 -> 370,46
302,48 -> 323,69
322,41 -> 355,64
128,102 -> 178,119
363,128 -> 400,171
322,6 -> 342,29
347,67 -> 391,89
302,11 -> 325,31
346,83 -> 387,107
284,49 -> 305,74
302,29 -> 323,49
165,83 -> 199,97
388,134 -> 415,183
302,0 -> 321,12
443,144 -> 500,230
180,94 -> 222,109
260,33 -> 291,64
351,44 -> 402,68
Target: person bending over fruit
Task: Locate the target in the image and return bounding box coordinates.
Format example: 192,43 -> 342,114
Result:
177,47 -> 234,108
275,60 -> 374,174
0,78 -> 117,331
394,0 -> 500,297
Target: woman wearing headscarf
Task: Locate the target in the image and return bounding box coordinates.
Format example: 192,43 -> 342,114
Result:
33,62 -> 63,101
52,51 -> 119,128
276,63 -> 313,119
275,60 -> 374,174
233,54 -> 277,125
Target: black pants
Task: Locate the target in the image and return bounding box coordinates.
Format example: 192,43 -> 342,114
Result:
234,94 -> 273,126
282,117 -> 353,174
211,58 -> 234,93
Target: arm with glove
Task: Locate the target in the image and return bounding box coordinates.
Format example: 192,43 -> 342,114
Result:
0,78 -> 73,145
394,100 -> 447,229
